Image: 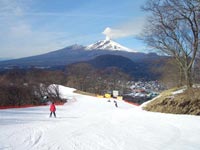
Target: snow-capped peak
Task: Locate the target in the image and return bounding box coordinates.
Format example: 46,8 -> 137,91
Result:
86,39 -> 136,52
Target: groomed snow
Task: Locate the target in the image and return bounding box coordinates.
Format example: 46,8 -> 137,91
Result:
0,86 -> 200,150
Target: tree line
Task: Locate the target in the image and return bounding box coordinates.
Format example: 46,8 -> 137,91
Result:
1,59 -> 200,106
0,68 -> 65,106
0,64 -> 131,106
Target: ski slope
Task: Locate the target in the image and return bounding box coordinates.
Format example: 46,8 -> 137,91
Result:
0,86 -> 200,150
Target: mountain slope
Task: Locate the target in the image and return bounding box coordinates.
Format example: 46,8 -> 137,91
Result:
0,40 -> 164,80
0,85 -> 200,150
0,45 -> 160,68
143,87 -> 200,115
88,54 -> 136,71
84,54 -> 161,80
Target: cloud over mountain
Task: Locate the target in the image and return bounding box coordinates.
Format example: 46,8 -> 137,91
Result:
102,18 -> 146,39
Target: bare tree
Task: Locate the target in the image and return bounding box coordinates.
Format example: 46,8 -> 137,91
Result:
158,58 -> 184,88
97,67 -> 131,95
27,69 -> 66,102
142,0 -> 200,87
65,63 -> 131,95
66,63 -> 95,91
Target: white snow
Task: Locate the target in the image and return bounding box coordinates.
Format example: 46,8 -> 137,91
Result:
86,39 -> 136,52
172,88 -> 185,95
1,86 -> 200,150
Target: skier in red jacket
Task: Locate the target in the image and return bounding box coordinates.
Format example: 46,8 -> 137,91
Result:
49,102 -> 56,118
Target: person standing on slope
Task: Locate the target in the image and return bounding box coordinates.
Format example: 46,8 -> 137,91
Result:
49,102 -> 56,118
114,100 -> 118,108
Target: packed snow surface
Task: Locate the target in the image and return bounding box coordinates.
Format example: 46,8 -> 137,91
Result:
1,86 -> 200,150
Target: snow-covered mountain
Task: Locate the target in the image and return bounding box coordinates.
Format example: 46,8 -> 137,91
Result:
86,39 -> 135,52
0,39 -> 161,72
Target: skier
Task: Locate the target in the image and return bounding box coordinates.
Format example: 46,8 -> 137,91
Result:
49,102 -> 56,118
114,100 -> 118,108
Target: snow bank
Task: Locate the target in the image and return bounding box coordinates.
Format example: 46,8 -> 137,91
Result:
172,88 -> 185,95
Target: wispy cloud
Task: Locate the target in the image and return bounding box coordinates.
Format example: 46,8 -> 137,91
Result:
0,29 -> 73,58
0,11 -> 134,19
0,0 -> 147,58
0,0 -> 70,58
102,17 -> 146,39
0,1 -> 132,18
0,0 -> 29,16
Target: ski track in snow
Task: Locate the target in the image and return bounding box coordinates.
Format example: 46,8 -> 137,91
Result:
1,87 -> 200,150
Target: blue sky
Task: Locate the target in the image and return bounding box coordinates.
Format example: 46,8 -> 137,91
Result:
0,0 -> 148,58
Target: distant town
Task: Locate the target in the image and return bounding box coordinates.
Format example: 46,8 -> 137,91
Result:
123,81 -> 166,104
